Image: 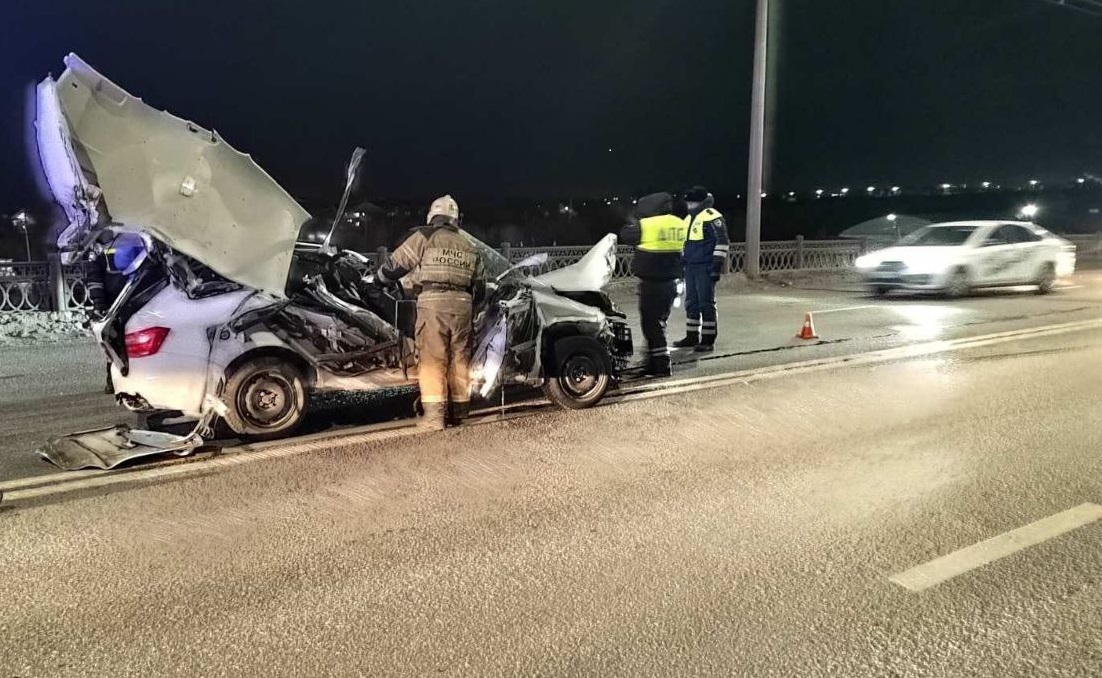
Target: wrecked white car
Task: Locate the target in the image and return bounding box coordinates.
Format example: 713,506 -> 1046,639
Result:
35,54 -> 633,470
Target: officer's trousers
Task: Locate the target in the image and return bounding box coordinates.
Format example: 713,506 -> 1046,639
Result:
416,291 -> 473,406
639,278 -> 678,363
683,263 -> 718,342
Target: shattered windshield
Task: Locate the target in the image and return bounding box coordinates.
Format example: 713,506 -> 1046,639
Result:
462,230 -> 511,279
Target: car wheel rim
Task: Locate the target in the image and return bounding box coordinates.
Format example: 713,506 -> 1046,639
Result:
560,354 -> 601,399
239,372 -> 296,428
948,272 -> 967,296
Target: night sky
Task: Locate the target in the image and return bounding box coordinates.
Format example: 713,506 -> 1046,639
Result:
1,0 -> 1099,213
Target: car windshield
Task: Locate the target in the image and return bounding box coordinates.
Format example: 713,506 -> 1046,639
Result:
462,230 -> 511,279
898,225 -> 977,246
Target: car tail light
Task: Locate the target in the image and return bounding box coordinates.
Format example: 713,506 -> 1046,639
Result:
125,327 -> 170,358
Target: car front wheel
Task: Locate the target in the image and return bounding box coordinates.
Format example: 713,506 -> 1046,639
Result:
943,267 -> 971,299
542,336 -> 612,410
1034,262 -> 1056,295
223,356 -> 308,441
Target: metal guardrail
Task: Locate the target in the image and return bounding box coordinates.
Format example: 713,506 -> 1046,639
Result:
1066,234 -> 1102,257
0,239 -> 864,314
504,237 -> 864,279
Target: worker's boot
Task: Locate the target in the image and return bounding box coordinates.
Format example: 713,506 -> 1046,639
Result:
419,403 -> 448,431
447,401 -> 470,428
695,334 -> 716,353
672,332 -> 699,349
644,355 -> 672,377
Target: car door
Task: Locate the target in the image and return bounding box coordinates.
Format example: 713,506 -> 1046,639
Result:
1003,224 -> 1046,283
975,225 -> 1019,286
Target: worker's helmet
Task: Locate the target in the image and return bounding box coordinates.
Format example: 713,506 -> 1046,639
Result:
426,194 -> 460,225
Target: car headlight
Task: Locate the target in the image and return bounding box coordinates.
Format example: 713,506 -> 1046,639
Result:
855,255 -> 877,270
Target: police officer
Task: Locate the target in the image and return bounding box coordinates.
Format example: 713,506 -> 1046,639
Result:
376,195 -> 484,430
674,186 -> 729,352
621,192 -> 688,376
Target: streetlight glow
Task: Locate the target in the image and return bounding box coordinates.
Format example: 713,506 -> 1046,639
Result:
1019,204 -> 1039,220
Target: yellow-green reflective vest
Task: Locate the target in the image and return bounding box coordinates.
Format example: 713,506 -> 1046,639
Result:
638,214 -> 687,253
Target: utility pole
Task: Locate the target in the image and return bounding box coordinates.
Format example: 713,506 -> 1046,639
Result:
746,0 -> 769,278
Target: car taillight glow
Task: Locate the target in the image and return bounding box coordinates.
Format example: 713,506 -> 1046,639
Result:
125,327 -> 170,358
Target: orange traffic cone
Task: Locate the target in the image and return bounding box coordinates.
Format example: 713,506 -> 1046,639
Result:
796,312 -> 819,340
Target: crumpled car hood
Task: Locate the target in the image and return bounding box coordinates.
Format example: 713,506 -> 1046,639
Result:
532,234 -> 618,292
36,54 -> 310,298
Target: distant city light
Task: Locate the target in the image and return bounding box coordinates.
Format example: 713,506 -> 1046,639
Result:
840,187 -> 850,195
867,186 -> 876,193
940,183 -> 952,190
815,189 -> 825,196
886,213 -> 898,222
1078,177 -> 1086,184
1029,179 -> 1039,187
1019,203 -> 1040,219
761,192 -> 768,198
981,181 -> 992,189
890,186 -> 901,193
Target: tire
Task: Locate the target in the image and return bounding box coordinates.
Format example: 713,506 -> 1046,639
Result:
943,267 -> 971,299
541,336 -> 612,410
223,356 -> 308,440
1034,262 -> 1056,295
870,285 -> 890,298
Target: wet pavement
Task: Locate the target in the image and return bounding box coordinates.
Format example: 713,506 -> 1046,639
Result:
1,323 -> 1100,676
2,267 -> 1102,482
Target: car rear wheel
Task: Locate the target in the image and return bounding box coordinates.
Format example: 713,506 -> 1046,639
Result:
542,336 -> 612,410
223,357 -> 308,441
870,285 -> 890,298
1034,262 -> 1056,295
943,268 -> 971,299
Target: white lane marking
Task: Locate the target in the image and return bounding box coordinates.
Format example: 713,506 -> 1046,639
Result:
5,316 -> 1102,503
889,503 -> 1102,592
812,305 -> 880,314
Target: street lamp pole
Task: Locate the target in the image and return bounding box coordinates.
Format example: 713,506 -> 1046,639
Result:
745,0 -> 769,278
14,211 -> 31,261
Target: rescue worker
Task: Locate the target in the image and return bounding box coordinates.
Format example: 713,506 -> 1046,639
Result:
620,192 -> 688,376
376,195 -> 484,430
674,186 -> 729,352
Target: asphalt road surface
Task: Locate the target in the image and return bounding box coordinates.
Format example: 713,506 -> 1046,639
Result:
2,321 -> 1101,676
2,267 -> 1102,482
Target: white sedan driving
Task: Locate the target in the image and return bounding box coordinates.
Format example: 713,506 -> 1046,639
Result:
855,221 -> 1076,297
